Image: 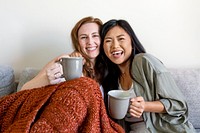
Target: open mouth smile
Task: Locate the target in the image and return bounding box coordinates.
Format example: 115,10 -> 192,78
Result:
112,50 -> 123,55
86,46 -> 97,51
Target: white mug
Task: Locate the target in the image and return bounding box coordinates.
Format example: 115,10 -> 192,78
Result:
108,90 -> 131,119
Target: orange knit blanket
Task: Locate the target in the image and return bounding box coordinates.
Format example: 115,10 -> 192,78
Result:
0,77 -> 124,133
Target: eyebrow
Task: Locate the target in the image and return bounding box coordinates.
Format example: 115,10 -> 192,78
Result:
79,32 -> 99,37
117,34 -> 125,38
92,32 -> 99,34
104,34 -> 125,39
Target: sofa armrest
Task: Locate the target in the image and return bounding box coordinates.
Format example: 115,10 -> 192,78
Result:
0,65 -> 16,97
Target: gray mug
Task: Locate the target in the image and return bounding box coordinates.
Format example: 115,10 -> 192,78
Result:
58,57 -> 83,81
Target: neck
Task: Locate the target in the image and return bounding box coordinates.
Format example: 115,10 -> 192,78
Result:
119,72 -> 132,90
118,60 -> 130,74
89,58 -> 95,67
118,60 -> 132,90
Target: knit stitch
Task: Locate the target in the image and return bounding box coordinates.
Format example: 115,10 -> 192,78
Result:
0,77 -> 124,133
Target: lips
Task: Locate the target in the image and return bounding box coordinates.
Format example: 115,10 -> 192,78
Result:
111,50 -> 123,58
86,46 -> 97,51
112,50 -> 123,55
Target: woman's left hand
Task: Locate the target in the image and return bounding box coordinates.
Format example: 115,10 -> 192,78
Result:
129,96 -> 145,118
69,51 -> 86,65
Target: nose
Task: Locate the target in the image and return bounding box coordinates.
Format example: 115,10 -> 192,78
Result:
112,39 -> 120,48
87,36 -> 93,45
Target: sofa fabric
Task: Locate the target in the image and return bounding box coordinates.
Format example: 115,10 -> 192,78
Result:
0,65 -> 16,97
17,67 -> 40,92
169,68 -> 200,132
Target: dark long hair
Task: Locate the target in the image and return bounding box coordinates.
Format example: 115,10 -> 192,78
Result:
94,19 -> 146,110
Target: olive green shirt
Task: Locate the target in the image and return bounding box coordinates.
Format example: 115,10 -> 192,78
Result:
131,53 -> 196,133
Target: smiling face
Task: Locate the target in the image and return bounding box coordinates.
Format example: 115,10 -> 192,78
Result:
78,22 -> 100,62
103,26 -> 132,65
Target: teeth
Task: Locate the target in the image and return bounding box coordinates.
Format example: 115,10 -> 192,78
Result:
112,51 -> 122,55
87,47 -> 96,51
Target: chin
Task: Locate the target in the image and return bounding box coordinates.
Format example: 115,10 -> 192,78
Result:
111,59 -> 123,65
87,56 -> 96,60
89,54 -> 98,58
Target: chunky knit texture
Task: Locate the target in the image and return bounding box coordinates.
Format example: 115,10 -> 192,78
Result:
0,77 -> 124,133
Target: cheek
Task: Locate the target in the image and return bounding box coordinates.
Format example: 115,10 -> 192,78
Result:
94,38 -> 101,46
103,44 -> 110,56
127,47 -> 132,54
78,40 -> 86,49
126,45 -> 132,57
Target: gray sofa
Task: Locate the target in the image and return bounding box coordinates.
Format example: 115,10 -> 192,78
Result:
0,66 -> 200,132
0,65 -> 16,98
169,68 -> 200,132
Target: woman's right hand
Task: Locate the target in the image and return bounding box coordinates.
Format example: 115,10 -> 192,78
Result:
129,96 -> 145,118
46,62 -> 66,84
46,51 -> 85,85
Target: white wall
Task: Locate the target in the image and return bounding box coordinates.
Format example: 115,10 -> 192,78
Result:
0,0 -> 200,80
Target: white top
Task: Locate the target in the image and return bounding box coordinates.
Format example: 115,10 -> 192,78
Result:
100,85 -> 104,99
118,81 -> 144,123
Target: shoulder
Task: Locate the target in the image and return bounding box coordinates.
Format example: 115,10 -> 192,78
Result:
133,53 -> 161,66
133,53 -> 159,63
132,53 -> 168,73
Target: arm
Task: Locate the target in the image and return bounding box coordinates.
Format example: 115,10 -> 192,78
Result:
131,53 -> 188,123
144,100 -> 166,113
20,54 -> 69,90
129,96 -> 166,118
20,51 -> 85,91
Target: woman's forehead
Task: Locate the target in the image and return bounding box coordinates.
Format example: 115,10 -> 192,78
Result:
105,26 -> 127,37
78,23 -> 99,35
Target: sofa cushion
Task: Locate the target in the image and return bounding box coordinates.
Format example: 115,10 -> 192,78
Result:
0,65 -> 16,97
169,68 -> 200,130
17,67 -> 40,91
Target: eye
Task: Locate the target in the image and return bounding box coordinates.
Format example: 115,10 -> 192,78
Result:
104,39 -> 112,43
119,37 -> 125,41
93,34 -> 100,38
80,36 -> 87,40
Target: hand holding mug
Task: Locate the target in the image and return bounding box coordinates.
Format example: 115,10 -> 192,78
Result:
69,51 -> 86,65
129,96 -> 145,118
46,62 -> 65,84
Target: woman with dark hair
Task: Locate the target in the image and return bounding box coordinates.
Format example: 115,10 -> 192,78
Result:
95,19 -> 196,133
